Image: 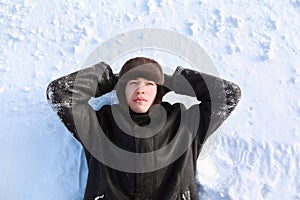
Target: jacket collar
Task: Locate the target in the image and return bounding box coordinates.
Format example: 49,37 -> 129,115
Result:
111,104 -> 167,138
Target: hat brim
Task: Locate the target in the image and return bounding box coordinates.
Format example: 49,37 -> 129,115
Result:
118,64 -> 164,85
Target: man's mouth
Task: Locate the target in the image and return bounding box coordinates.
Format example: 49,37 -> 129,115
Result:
133,98 -> 147,102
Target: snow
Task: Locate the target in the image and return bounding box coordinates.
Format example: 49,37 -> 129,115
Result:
0,0 -> 299,199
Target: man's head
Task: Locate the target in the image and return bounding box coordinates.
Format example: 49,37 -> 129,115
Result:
116,57 -> 165,113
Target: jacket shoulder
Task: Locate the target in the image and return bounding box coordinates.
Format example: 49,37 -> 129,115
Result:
96,104 -> 112,117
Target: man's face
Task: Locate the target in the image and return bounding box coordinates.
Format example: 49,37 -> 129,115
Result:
125,78 -> 157,113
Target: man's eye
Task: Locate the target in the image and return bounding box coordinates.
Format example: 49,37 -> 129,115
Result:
129,81 -> 138,85
147,82 -> 155,86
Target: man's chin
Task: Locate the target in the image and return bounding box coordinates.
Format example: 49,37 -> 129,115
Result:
130,105 -> 149,114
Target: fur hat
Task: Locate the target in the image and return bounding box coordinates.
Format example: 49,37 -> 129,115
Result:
116,57 -> 165,106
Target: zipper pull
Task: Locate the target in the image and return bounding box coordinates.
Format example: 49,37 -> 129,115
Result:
94,194 -> 105,199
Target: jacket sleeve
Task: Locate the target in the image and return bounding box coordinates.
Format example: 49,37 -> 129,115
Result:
46,62 -> 117,140
164,66 -> 241,144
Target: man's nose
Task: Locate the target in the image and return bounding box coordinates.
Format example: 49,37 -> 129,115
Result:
135,85 -> 145,94
136,91 -> 145,95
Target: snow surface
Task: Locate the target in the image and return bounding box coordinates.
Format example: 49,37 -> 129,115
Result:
1,0 -> 300,199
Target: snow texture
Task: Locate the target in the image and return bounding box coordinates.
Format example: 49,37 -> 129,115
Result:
0,0 -> 299,199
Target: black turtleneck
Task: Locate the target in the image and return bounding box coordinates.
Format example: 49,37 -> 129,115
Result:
129,109 -> 151,127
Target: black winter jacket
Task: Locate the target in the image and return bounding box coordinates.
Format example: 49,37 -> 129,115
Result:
46,62 -> 241,200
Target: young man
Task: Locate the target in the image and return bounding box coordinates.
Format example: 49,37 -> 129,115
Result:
46,57 -> 241,200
